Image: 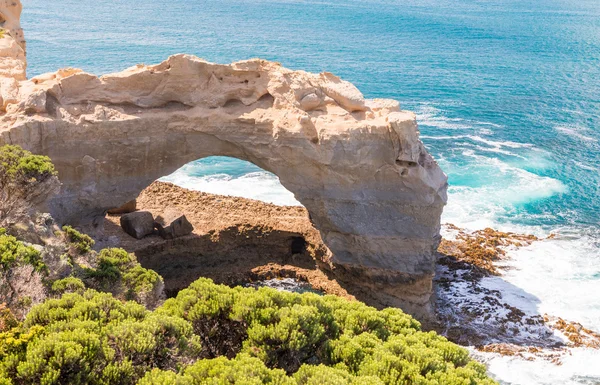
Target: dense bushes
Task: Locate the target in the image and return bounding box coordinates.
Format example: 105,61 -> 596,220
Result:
50,277 -> 85,295
83,248 -> 163,304
157,279 -> 494,384
0,145 -> 56,192
0,278 -> 497,384
0,145 -> 55,182
0,291 -> 200,385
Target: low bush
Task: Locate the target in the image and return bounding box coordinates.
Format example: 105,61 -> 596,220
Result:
50,277 -> 85,295
83,248 -> 163,304
0,232 -> 45,273
0,304 -> 17,333
122,265 -> 162,301
138,354 -> 293,385
0,145 -> 58,222
158,279 -> 495,384
61,226 -> 94,254
0,290 -> 200,384
0,279 -> 497,385
0,145 -> 56,189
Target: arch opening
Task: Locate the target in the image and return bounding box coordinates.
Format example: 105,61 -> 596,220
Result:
103,156 -> 327,298
159,156 -> 301,207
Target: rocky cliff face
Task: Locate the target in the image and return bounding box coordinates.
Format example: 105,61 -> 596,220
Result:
0,0 -> 447,319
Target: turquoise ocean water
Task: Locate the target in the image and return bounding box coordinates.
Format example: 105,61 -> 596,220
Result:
22,1 -> 600,383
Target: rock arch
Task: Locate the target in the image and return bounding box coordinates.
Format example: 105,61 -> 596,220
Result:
0,0 -> 447,319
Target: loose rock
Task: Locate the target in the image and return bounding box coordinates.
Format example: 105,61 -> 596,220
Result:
120,211 -> 154,239
154,208 -> 193,239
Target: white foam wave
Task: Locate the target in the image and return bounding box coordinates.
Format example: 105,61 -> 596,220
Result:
468,135 -> 534,149
503,230 -> 600,332
555,125 -> 598,143
572,159 -> 597,171
420,134 -> 533,149
442,155 -> 567,229
415,105 -> 474,130
440,218 -> 600,385
420,134 -> 534,159
477,348 -> 600,385
160,169 -> 301,206
420,135 -> 470,140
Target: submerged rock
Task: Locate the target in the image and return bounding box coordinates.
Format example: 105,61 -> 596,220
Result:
120,211 -> 154,239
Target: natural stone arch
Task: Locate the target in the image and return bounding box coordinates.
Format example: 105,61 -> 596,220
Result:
0,0 -> 448,320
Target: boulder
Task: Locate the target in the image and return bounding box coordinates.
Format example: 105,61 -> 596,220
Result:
120,211 -> 154,239
155,208 -> 194,239
107,199 -> 137,215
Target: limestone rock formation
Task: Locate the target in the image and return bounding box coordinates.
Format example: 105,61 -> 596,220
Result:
0,0 -> 448,319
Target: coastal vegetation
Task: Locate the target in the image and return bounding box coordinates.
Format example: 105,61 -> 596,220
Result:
0,145 -> 497,383
0,145 -> 56,190
0,279 -> 497,385
0,145 -> 58,222
0,230 -> 46,273
62,226 -> 94,255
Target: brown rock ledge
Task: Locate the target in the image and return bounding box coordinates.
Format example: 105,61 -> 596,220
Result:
103,181 -> 355,301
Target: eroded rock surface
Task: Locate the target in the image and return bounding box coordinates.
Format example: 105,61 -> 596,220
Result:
0,1 -> 447,319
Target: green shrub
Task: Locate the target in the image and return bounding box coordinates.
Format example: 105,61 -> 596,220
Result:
84,248 -> 133,283
1,290 -> 199,385
138,354 -> 293,385
79,248 -> 163,307
294,364 -> 384,385
0,233 -> 46,273
0,145 -> 56,188
0,279 -> 497,385
50,277 -> 85,294
158,279 -> 496,384
62,226 -> 94,254
122,265 -> 162,300
0,304 -> 18,333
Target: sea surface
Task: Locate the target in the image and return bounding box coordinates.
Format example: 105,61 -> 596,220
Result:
22,0 -> 600,384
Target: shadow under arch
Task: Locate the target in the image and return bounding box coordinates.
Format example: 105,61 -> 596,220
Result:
101,156 -> 337,300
